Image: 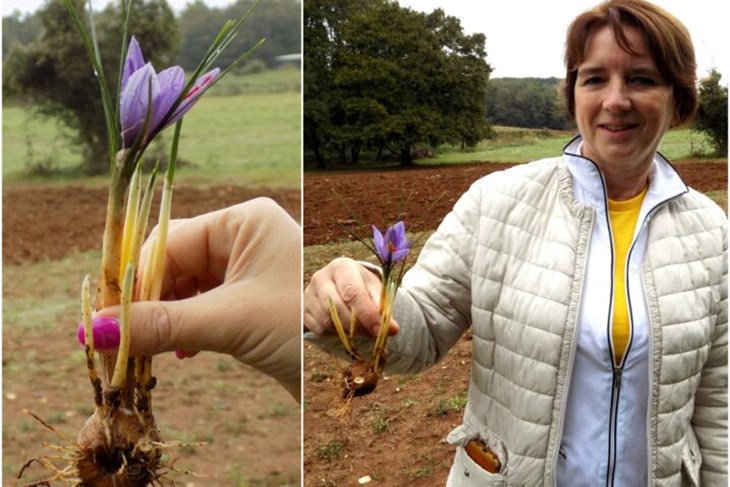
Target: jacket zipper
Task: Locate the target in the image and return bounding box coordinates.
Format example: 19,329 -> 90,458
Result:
602,173 -> 636,487
606,362 -> 625,486
606,193 -> 682,486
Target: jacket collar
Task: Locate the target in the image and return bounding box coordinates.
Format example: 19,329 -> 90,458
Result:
561,134 -> 689,216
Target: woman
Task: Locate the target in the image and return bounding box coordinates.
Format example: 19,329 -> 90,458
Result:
303,0 -> 727,484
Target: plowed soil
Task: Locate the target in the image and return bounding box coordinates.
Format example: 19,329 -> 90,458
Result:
3,184 -> 301,264
302,161 -> 726,486
304,161 -> 726,247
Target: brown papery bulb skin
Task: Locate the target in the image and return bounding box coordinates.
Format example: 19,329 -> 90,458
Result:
75,408 -> 161,486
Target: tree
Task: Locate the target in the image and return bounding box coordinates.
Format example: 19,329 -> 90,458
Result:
2,10 -> 43,58
694,69 -> 728,156
303,0 -> 355,168
176,1 -> 224,71
2,0 -> 179,174
485,78 -> 569,130
304,0 -> 491,167
176,0 -> 301,71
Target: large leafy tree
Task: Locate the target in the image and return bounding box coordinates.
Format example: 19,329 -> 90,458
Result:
3,0 -> 179,174
304,0 -> 491,167
694,69 -> 728,156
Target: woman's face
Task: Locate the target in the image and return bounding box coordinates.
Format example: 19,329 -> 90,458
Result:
574,25 -> 676,176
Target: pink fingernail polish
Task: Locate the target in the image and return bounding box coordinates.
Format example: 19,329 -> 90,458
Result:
175,350 -> 186,360
76,317 -> 121,350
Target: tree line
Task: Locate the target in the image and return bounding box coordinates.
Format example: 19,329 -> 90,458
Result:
2,0 -> 301,69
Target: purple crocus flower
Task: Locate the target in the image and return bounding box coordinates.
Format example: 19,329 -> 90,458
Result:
120,36 -> 220,148
372,221 -> 411,265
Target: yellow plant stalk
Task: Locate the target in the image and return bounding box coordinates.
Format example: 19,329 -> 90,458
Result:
371,279 -> 397,373
110,263 -> 135,391
328,297 -> 359,360
119,165 -> 142,279
81,275 -> 102,407
142,174 -> 173,302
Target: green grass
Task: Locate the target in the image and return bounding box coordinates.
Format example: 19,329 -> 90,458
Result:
415,126 -> 723,165
316,439 -> 346,462
2,70 -> 301,187
2,250 -> 100,333
207,65 -> 300,96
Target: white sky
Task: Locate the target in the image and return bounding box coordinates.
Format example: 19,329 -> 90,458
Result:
2,0 -> 236,17
4,0 -> 726,81
397,0 -> 728,80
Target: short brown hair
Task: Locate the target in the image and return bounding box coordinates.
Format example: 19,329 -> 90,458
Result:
563,0 -> 697,125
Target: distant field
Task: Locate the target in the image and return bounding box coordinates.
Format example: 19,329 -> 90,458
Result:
419,126 -> 722,165
2,69 -> 301,188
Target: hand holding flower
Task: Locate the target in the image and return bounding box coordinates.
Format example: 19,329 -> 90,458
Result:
304,257 -> 399,338
304,221 -> 411,398
80,199 -> 302,402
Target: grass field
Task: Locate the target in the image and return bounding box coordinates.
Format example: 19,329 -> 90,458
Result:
418,126 -> 722,165
2,68 -> 301,187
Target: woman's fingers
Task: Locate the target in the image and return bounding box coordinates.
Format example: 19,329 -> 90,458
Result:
304,257 -> 398,338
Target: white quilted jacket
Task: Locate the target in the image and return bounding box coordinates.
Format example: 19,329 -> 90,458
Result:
381,146 -> 727,485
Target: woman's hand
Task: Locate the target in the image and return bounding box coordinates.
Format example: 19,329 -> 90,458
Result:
303,257 -> 398,338
80,198 -> 301,401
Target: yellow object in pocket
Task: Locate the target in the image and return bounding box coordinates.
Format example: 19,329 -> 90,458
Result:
465,439 -> 502,474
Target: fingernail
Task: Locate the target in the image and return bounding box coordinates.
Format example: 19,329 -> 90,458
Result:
175,350 -> 186,360
76,317 -> 121,350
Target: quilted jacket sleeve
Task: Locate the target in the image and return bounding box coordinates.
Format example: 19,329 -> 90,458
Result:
694,221 -> 728,485
379,179 -> 483,374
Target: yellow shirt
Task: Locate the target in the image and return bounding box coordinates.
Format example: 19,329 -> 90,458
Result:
608,186 -> 648,364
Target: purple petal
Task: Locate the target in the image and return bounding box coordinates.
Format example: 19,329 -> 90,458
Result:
390,248 -> 410,262
119,63 -> 158,148
165,68 -> 221,128
388,221 -> 408,249
151,66 -> 185,133
385,221 -> 410,263
372,225 -> 388,262
121,36 -> 145,93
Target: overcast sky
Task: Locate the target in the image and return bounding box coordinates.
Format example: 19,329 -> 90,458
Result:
4,0 -> 726,81
397,0 -> 727,80
2,0 -> 236,16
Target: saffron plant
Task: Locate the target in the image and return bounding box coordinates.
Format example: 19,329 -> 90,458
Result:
19,0 -> 263,485
328,221 -> 412,398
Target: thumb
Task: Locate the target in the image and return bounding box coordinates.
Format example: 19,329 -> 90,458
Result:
83,292 -> 238,357
77,300 -> 201,357
76,285 -> 301,400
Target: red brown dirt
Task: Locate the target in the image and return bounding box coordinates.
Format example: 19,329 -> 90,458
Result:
3,184 -> 301,265
302,161 -> 726,486
3,183 -> 301,487
304,161 -> 726,247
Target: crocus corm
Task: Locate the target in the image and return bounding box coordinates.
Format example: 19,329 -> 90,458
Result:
372,221 -> 411,265
120,36 -> 220,148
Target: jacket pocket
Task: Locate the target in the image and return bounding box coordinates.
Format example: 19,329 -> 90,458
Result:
446,424 -> 508,486
680,429 -> 702,487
